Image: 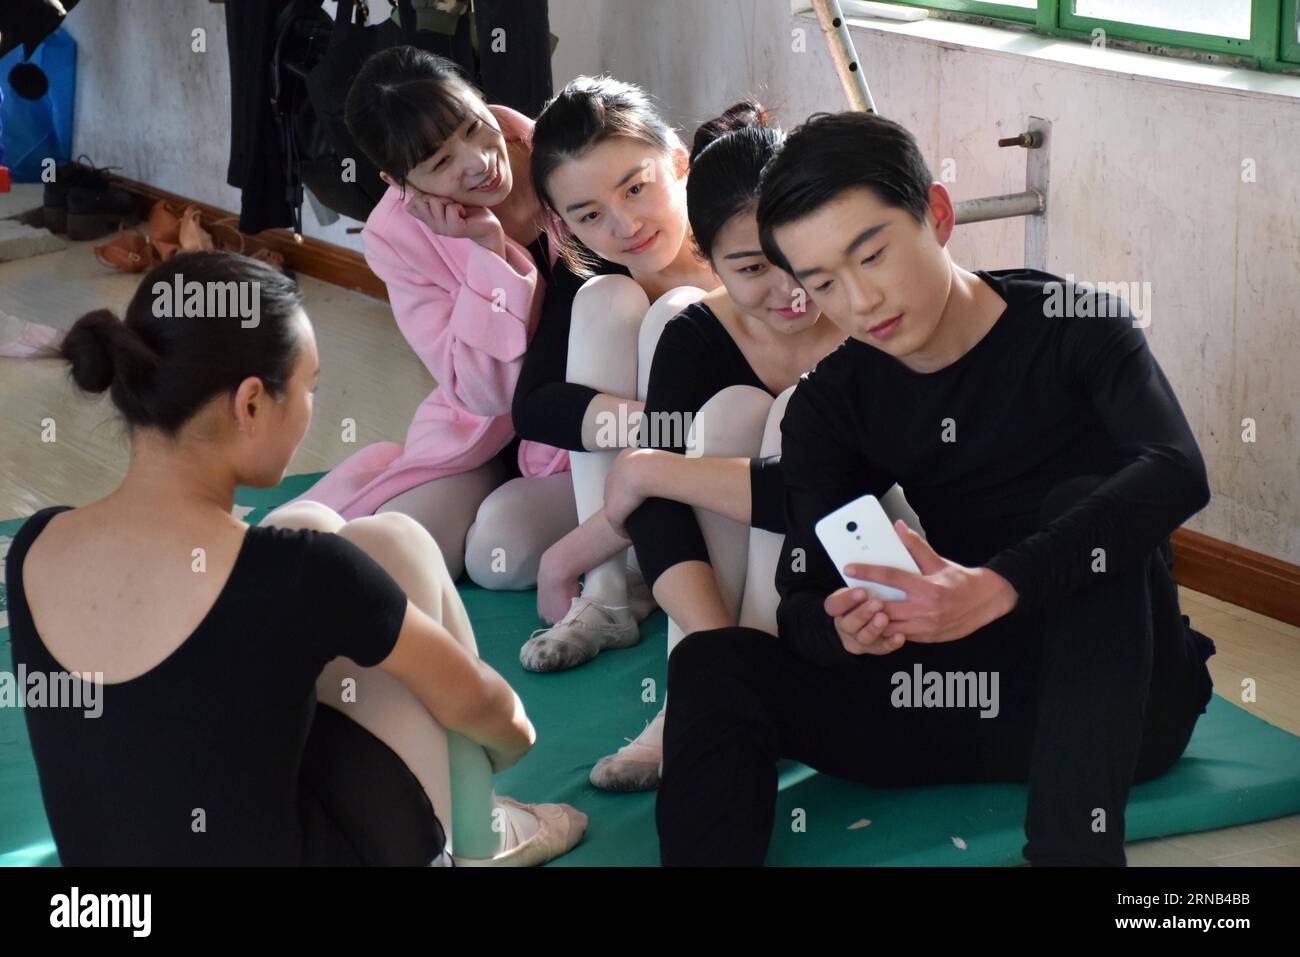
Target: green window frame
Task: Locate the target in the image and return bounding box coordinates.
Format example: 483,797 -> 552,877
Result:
874,0 -> 1300,71
1283,0 -> 1300,62
873,0 -> 1037,26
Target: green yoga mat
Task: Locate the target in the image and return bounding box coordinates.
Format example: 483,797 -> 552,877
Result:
4,474 -> 1300,867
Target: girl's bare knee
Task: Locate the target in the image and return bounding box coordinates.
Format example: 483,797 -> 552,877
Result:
758,386 -> 796,458
340,513 -> 451,577
767,386 -> 796,429
645,286 -> 708,326
572,274 -> 650,331
689,385 -> 773,458
260,500 -> 345,532
463,513 -> 533,591
636,287 -> 708,398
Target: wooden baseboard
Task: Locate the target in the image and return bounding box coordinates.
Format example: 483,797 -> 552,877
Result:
108,174 -> 389,301
1171,529 -> 1300,627
102,179 -> 1300,629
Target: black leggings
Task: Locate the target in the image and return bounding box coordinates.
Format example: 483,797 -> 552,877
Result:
298,703 -> 447,866
656,476 -> 1216,866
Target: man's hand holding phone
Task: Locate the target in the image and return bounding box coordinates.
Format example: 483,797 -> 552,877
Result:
834,520 -> 1019,649
814,494 -> 1017,655
825,587 -> 905,656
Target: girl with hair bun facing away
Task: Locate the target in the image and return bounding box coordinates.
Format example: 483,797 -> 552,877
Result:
5,251 -> 585,866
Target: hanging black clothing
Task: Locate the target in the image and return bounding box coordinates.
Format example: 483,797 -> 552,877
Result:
224,0 -> 553,233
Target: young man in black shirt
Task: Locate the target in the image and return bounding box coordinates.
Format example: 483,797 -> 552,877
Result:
655,111 -> 1217,867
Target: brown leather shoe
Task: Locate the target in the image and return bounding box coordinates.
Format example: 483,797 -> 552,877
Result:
92,228 -> 157,273
147,199 -> 183,260
248,245 -> 287,272
206,216 -> 246,254
205,214 -> 286,272
178,205 -> 214,253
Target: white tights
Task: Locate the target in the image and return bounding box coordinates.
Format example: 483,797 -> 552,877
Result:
258,500 -> 523,859
666,384 -> 922,647
366,275 -> 709,598
371,461 -> 580,592
565,277 -> 710,605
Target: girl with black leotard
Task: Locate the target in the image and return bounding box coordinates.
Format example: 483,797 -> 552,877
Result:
6,252 -> 585,866
531,102 -> 918,791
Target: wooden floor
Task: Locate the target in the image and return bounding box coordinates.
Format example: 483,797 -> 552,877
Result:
2,229 -> 1297,866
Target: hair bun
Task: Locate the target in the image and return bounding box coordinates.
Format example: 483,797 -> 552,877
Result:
723,99 -> 770,129
60,308 -> 158,395
61,309 -> 122,393
690,100 -> 770,162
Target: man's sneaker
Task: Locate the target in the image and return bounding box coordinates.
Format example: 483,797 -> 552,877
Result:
520,594 -> 640,673
590,708 -> 665,792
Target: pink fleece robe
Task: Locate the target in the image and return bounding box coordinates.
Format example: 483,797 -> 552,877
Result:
284,105 -> 569,519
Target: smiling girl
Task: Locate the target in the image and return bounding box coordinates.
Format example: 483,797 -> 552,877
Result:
511,75 -> 719,673
272,47 -> 583,588
539,103 -> 917,790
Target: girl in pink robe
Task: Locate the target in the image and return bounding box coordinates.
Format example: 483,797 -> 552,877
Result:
274,51 -> 579,584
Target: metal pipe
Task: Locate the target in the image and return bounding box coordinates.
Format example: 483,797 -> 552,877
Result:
998,131 -> 1043,149
1022,117 -> 1051,268
809,0 -> 877,113
805,5 -> 1048,235
953,189 -> 1045,226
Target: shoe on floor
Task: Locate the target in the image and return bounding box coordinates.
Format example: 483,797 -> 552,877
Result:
452,798 -> 587,867
65,184 -> 139,242
42,156 -> 118,234
590,707 -> 665,792
520,594 -> 640,673
93,227 -> 156,273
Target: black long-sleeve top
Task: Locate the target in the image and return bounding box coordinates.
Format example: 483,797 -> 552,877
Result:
776,268 -> 1211,669
624,302 -> 787,589
512,246 -> 630,451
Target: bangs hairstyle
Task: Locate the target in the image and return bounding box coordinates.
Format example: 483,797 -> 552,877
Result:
531,75 -> 681,275
345,46 -> 484,189
756,111 -> 933,274
686,100 -> 784,262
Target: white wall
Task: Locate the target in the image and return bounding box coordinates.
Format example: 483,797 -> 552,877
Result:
62,0 -> 612,254
542,0 -> 1300,567
63,0 -> 1300,564
64,0 -> 364,249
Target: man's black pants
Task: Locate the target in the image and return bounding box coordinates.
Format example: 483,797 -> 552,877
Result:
656,476 -> 1216,866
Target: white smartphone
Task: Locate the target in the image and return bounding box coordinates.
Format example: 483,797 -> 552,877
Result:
814,494 -> 920,602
